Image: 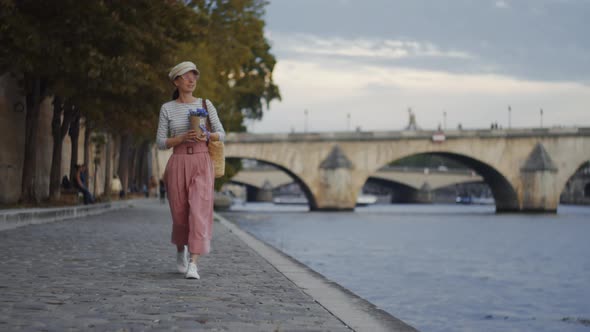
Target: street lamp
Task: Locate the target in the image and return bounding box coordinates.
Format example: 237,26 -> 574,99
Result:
540,108 -> 544,128
347,113 -> 351,131
304,109 -> 309,132
508,105 -> 512,129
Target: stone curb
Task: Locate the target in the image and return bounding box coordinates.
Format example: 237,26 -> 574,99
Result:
215,212 -> 420,332
0,199 -> 145,231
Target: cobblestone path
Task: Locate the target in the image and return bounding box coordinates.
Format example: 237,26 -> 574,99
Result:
0,201 -> 350,331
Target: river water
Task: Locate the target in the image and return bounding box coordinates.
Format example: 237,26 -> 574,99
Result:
221,203 -> 590,332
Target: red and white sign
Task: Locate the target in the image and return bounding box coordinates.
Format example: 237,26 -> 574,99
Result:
432,132 -> 446,142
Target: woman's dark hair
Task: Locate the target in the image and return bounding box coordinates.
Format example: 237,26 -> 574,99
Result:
172,88 -> 179,100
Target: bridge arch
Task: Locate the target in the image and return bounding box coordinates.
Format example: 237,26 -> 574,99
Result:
225,157 -> 317,209
226,179 -> 266,203
364,177 -> 422,203
373,152 -> 519,212
560,161 -> 590,204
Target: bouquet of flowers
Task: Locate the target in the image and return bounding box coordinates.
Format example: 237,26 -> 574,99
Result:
188,108 -> 208,137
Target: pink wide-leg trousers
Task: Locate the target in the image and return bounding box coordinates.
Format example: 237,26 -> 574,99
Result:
164,141 -> 214,255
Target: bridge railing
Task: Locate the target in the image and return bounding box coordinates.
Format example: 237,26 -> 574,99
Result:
226,127 -> 590,143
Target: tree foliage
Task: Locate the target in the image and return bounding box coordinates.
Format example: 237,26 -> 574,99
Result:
0,0 -> 280,202
183,0 -> 281,129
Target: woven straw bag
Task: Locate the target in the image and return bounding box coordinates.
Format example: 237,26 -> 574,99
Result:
202,99 -> 225,178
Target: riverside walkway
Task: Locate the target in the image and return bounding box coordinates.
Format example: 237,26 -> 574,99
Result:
0,200 -> 417,331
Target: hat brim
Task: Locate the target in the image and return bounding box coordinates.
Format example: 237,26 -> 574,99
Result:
174,68 -> 200,80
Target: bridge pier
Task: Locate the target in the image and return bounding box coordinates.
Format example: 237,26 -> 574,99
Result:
313,145 -> 358,211
415,183 -> 433,204
518,143 -> 559,213
256,181 -> 274,202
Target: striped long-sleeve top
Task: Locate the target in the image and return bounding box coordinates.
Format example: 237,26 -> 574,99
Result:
156,98 -> 225,150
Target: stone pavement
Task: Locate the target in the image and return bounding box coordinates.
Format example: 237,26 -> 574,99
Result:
0,200 -> 352,331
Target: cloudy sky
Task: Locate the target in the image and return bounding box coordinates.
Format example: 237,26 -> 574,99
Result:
246,0 -> 590,133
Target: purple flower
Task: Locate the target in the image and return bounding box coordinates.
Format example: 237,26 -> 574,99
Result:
188,108 -> 208,117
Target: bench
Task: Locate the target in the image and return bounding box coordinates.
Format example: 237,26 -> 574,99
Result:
59,189 -> 82,205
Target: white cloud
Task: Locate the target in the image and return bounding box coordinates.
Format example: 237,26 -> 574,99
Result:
250,58 -> 590,133
271,33 -> 473,60
495,1 -> 510,9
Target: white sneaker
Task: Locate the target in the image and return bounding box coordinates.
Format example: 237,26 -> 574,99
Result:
185,262 -> 200,279
176,248 -> 187,273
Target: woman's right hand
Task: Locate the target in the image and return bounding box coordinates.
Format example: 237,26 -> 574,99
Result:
183,130 -> 198,142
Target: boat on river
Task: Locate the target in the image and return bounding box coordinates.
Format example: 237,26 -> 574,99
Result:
273,195 -> 308,205
273,194 -> 378,206
356,194 -> 378,206
455,195 -> 494,205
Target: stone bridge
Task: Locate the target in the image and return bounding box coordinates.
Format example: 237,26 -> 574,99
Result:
224,128 -> 590,212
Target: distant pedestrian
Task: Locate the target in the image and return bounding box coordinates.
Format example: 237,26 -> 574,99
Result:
156,61 -> 226,279
74,164 -> 94,205
111,175 -> 124,198
61,175 -> 72,189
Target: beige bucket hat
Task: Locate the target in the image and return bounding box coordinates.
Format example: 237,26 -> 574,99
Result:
168,61 -> 200,81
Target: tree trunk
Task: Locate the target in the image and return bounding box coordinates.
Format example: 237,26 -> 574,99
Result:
49,96 -> 64,200
103,133 -> 112,197
83,122 -> 92,193
118,134 -> 131,196
69,112 -> 81,182
93,160 -> 99,198
128,146 -> 137,193
111,134 -> 120,177
143,142 -> 150,189
136,140 -> 150,190
83,120 -> 91,167
49,98 -> 76,200
19,77 -> 44,204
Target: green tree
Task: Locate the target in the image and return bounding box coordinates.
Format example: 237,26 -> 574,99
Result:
1,0 -> 280,203
1,0 -> 203,202
49,97 -> 77,200
182,0 -> 282,188
1,0 -> 55,203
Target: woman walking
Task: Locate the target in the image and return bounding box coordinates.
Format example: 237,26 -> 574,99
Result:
156,61 -> 225,279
